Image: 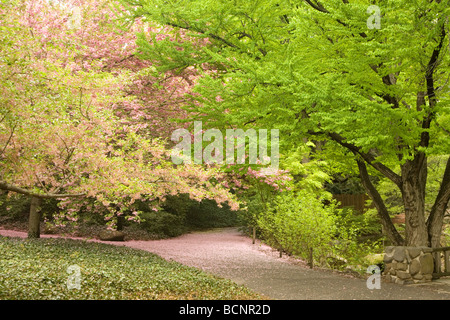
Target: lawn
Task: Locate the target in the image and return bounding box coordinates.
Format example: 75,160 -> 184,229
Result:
0,236 -> 262,300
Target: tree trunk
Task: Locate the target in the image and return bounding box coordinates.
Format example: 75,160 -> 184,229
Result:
28,196 -> 42,239
427,156 -> 450,247
401,158 -> 429,246
252,226 -> 256,244
357,160 -> 405,246
308,247 -> 314,269
117,215 -> 124,231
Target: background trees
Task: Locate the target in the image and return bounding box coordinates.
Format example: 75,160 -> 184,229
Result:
122,0 -> 450,247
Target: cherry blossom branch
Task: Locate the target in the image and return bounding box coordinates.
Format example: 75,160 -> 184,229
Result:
0,125 -> 15,157
0,180 -> 85,199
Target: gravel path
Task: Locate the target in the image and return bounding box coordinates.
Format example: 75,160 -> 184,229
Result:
2,227 -> 450,300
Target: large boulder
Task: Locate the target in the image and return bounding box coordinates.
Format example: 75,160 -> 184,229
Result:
99,229 -> 125,241
419,253 -> 434,274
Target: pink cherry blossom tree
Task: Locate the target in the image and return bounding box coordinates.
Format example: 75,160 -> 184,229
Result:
0,0 -> 237,238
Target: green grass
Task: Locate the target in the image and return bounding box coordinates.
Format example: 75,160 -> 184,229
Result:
0,236 -> 263,300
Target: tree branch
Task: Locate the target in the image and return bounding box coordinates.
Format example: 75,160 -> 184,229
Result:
427,156 -> 450,246
356,160 -> 404,246
0,125 -> 15,157
435,120 -> 450,136
164,20 -> 240,50
326,132 -> 403,187
303,0 -> 329,13
0,181 -> 85,199
421,24 -> 447,149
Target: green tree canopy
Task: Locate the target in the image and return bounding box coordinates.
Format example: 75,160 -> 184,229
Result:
123,0 -> 450,246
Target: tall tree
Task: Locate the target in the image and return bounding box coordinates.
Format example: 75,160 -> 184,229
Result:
123,0 -> 450,246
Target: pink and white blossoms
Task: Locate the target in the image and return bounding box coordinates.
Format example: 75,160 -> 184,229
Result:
0,0 -> 238,230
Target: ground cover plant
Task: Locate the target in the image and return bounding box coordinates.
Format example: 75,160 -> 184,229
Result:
0,236 -> 262,300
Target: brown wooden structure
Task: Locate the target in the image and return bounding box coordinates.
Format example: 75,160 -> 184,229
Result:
432,246 -> 450,279
332,194 -> 372,214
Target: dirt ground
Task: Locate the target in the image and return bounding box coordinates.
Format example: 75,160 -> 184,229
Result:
1,227 -> 450,300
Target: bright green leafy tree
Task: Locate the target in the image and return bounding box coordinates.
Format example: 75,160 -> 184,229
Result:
123,0 -> 450,247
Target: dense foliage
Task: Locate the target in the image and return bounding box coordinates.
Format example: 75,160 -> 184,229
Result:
256,189 -> 383,270
257,190 -> 338,267
122,0 -> 450,247
0,0 -> 238,236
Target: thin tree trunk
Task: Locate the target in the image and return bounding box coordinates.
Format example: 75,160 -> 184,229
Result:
28,196 -> 42,239
427,156 -> 450,247
117,215 -> 124,231
252,226 -> 256,244
357,160 -> 405,246
308,247 -> 313,269
0,182 -> 84,239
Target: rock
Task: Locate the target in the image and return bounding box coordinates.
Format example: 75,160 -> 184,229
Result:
382,247 -> 436,285
99,230 -> 125,241
404,279 -> 414,285
396,270 -> 412,280
412,273 -> 423,280
384,249 -> 395,263
384,254 -> 393,263
407,248 -> 422,259
385,246 -> 395,254
393,247 -> 406,262
326,256 -> 347,269
424,274 -> 433,280
409,259 -> 421,275
383,263 -> 392,274
396,262 -> 408,271
388,262 -> 397,275
419,254 -> 434,274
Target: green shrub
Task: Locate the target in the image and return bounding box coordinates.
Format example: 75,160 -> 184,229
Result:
160,194 -> 193,218
136,195 -> 238,236
0,193 -> 61,222
326,207 -> 385,272
256,190 -> 385,271
186,199 -> 238,229
0,193 -> 30,221
138,210 -> 187,238
0,191 -> 239,239
333,207 -> 383,240
127,195 -> 239,237
257,190 -> 338,267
